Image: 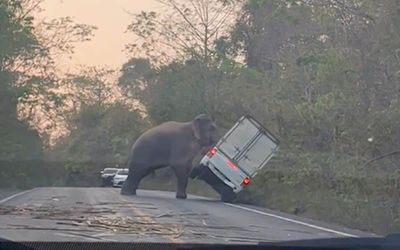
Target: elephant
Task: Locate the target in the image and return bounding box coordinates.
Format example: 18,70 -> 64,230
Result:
121,114 -> 218,199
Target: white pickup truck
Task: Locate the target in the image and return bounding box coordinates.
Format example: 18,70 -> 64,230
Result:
190,115 -> 279,202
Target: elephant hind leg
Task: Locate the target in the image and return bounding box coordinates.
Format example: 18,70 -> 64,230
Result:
121,166 -> 161,196
121,174 -> 137,195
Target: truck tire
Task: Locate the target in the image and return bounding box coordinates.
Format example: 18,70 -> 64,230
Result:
196,166 -> 237,202
220,187 -> 237,203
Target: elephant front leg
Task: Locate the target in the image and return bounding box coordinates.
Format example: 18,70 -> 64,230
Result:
172,166 -> 189,199
176,176 -> 188,199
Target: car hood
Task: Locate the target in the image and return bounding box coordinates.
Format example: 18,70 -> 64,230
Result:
257,234 -> 400,249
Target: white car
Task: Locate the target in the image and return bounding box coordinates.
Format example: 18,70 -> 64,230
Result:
100,168 -> 119,186
112,169 -> 129,187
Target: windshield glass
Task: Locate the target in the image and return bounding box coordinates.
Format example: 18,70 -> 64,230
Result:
104,169 -> 118,174
117,170 -> 129,175
0,0 -> 396,244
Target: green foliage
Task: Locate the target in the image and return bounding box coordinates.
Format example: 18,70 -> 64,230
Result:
0,0 -> 43,188
0,0 -> 96,188
49,102 -> 148,186
119,58 -> 211,124
225,0 -> 400,234
0,0 -> 37,61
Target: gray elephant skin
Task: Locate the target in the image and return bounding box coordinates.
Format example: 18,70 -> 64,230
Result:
121,114 -> 218,199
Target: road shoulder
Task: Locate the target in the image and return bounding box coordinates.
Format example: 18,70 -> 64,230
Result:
0,189 -> 35,204
224,202 -> 378,238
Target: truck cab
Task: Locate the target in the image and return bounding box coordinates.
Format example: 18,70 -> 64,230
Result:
190,115 -> 279,202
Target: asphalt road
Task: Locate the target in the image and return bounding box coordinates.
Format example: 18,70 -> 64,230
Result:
0,187 -> 374,244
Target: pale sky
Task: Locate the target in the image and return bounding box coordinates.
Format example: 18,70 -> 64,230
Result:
40,0 -> 159,70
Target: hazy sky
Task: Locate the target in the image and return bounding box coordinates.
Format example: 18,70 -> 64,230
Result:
40,0 -> 159,70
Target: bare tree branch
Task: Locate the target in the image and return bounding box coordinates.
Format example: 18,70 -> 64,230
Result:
165,0 -> 204,41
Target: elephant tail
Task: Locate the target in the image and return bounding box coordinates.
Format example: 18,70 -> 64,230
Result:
125,154 -> 135,170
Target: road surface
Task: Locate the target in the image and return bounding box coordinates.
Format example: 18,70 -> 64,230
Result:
0,187 -> 374,244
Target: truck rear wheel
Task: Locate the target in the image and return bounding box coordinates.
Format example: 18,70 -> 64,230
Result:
220,187 -> 237,203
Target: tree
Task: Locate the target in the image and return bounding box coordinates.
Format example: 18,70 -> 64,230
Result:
0,0 -> 96,187
66,67 -> 120,107
125,0 -> 241,65
6,0 -> 97,145
0,0 -> 42,187
119,58 -> 204,123
225,0 -> 400,233
47,65 -> 149,186
48,102 -> 148,186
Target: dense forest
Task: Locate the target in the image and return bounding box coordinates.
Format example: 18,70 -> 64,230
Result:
1,0 -> 400,234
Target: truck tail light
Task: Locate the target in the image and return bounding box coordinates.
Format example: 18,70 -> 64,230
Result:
207,147 -> 217,157
242,177 -> 251,186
